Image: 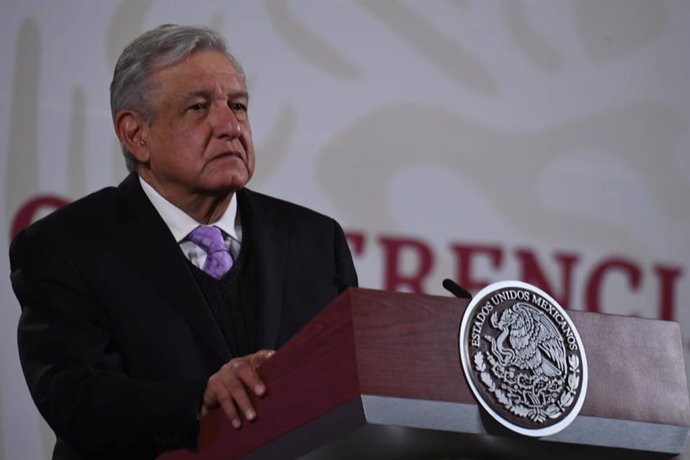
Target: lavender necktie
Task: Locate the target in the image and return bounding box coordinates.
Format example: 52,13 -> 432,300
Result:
188,226 -> 233,279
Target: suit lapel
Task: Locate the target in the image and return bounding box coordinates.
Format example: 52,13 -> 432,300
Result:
114,174 -> 231,365
238,189 -> 287,350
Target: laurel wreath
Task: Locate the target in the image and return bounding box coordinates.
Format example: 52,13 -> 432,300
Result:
473,351 -> 580,424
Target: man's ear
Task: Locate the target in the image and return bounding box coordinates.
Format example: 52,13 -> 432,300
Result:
115,110 -> 150,163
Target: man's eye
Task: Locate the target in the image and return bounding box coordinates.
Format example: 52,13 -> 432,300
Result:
229,102 -> 247,112
188,103 -> 208,111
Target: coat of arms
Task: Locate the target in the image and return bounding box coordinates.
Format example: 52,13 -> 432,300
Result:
459,281 -> 588,437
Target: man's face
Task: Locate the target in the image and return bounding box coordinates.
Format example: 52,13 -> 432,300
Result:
138,50 -> 255,200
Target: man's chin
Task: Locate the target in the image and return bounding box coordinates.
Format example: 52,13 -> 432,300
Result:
218,167 -> 252,184
202,175 -> 251,196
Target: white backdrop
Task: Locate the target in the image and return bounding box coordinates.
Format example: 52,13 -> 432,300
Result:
1,1 -> 689,458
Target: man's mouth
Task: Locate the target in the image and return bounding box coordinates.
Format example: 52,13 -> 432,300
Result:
212,150 -> 244,162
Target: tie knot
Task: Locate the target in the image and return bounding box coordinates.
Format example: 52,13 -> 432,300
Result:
188,226 -> 227,254
188,226 -> 234,279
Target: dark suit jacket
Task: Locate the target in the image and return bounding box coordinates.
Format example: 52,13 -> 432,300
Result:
9,174 -> 357,460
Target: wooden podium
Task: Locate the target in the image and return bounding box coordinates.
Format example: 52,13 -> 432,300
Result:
160,288 -> 690,459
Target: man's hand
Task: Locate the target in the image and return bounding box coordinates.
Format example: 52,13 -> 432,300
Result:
201,349 -> 275,429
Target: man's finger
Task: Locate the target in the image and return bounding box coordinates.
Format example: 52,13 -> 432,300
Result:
230,359 -> 266,397
218,361 -> 263,421
249,349 -> 275,370
205,376 -> 242,429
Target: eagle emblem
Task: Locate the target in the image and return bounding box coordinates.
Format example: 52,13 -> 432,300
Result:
459,281 -> 587,437
488,302 -> 566,379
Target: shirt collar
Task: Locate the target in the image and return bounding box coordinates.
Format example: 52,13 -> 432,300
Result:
139,176 -> 241,243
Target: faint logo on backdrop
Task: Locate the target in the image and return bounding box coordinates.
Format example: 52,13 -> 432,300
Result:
459,280 -> 587,437
304,1 -> 684,256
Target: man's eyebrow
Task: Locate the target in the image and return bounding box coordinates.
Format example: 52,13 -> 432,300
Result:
185,90 -> 249,100
228,91 -> 249,100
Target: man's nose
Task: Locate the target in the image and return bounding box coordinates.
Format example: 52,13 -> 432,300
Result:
213,104 -> 242,138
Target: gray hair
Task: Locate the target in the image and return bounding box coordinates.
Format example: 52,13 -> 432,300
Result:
110,24 -> 246,172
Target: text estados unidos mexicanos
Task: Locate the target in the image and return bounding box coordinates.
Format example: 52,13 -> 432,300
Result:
470,289 -> 579,351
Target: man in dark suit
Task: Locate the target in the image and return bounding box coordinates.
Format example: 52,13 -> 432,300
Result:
9,24 -> 357,460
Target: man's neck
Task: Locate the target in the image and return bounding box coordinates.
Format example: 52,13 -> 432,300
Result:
179,193 -> 234,224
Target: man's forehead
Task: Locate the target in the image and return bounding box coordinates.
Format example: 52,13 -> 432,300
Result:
153,50 -> 244,84
150,54 -> 247,98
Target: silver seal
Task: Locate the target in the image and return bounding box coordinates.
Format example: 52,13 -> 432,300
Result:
459,280 -> 588,437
